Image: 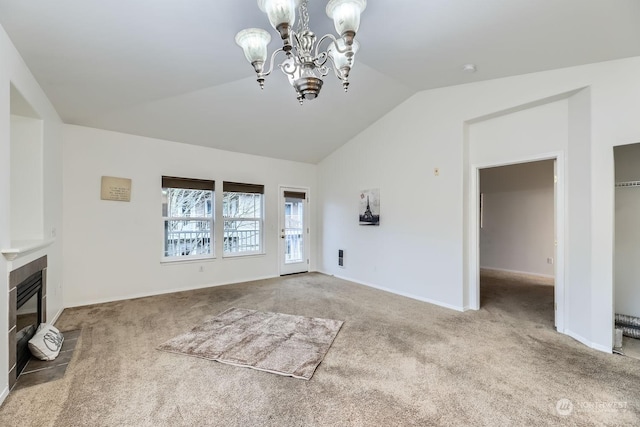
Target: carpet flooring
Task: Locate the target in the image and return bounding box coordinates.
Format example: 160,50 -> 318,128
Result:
1,271 -> 639,426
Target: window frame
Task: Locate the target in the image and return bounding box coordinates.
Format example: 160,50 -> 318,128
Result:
161,176 -> 215,262
222,182 -> 265,257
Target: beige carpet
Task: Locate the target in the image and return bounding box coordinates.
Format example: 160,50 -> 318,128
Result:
0,272 -> 639,426
157,307 -> 343,380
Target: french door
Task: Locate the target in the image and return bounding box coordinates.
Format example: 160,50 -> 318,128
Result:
279,187 -> 309,275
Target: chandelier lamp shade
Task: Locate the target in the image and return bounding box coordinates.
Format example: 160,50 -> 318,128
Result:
235,0 -> 367,104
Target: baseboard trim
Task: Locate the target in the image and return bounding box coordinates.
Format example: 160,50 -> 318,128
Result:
49,307 -> 64,326
0,385 -> 8,406
565,329 -> 611,354
65,275 -> 279,308
480,266 -> 554,280
325,272 -> 465,312
591,342 -> 613,353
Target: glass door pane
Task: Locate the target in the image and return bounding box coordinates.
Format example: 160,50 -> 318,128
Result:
280,188 -> 309,275
284,198 -> 304,263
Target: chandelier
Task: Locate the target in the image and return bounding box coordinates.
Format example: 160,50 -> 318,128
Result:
235,0 -> 367,104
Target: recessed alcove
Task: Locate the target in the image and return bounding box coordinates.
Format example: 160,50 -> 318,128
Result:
1,84 -> 47,260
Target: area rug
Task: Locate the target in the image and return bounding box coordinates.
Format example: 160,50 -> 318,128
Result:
157,307 -> 343,380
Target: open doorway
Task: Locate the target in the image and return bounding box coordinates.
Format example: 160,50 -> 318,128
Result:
613,144 -> 640,359
478,160 -> 556,329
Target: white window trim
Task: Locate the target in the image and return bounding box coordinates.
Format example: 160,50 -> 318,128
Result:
222,193 -> 264,257
162,215 -> 215,261
162,189 -> 215,262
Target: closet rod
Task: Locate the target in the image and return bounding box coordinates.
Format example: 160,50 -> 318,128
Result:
615,181 -> 640,188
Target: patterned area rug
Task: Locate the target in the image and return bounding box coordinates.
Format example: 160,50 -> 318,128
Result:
157,307 -> 343,380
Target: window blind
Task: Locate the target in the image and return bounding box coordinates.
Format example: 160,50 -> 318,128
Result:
284,191 -> 306,199
223,181 -> 264,194
162,176 -> 214,191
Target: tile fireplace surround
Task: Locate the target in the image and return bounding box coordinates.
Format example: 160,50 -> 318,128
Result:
7,255 -> 47,390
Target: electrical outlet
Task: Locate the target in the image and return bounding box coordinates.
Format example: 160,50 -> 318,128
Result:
547,257 -> 554,265
434,167 -> 440,176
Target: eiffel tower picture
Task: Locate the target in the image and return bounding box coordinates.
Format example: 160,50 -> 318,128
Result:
359,189 -> 380,225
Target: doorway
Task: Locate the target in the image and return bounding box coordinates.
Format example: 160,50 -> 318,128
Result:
613,143 -> 640,359
279,187 -> 309,275
476,159 -> 559,329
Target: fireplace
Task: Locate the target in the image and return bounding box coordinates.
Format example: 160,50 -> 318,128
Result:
16,271 -> 43,376
8,256 -> 47,390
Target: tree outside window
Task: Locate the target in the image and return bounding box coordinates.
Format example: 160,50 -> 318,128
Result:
223,182 -> 264,255
162,177 -> 214,259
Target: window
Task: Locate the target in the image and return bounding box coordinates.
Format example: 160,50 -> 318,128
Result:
162,176 -> 214,260
223,182 -> 264,255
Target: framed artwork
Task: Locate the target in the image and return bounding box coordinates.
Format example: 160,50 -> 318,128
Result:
359,188 -> 380,226
101,176 -> 132,202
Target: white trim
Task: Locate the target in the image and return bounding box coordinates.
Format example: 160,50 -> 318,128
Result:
469,151 -> 566,334
328,272 -> 466,312
591,342 -> 614,354
160,187 -> 215,261
0,386 -> 9,406
554,156 -> 566,333
1,238 -> 55,261
65,274 -> 278,308
278,185 -> 311,276
160,254 -> 216,264
565,329 -> 612,354
222,253 -> 267,260
222,190 -> 265,256
48,307 -> 64,326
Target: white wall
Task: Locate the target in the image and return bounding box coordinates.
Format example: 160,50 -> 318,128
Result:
62,125 -> 317,307
0,24 -> 63,402
10,114 -> 43,240
614,143 -> 640,318
470,100 -> 566,292
479,160 -> 555,277
318,56 -> 640,352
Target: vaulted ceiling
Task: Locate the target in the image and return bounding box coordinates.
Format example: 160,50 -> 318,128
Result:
1,1 -> 639,163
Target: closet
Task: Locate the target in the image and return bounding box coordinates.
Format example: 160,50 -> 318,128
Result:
614,144 -> 640,357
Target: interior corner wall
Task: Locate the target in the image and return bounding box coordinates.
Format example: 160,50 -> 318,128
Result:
614,143 -> 640,318
0,24 -> 63,401
62,125 -> 317,307
479,161 -> 555,277
318,56 -> 640,351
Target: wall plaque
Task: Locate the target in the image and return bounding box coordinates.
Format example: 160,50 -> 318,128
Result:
101,176 -> 132,202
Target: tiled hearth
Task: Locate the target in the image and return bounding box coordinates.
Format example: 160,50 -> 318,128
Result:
13,329 -> 80,390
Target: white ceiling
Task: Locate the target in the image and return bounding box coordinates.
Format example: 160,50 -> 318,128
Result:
1,1 -> 639,163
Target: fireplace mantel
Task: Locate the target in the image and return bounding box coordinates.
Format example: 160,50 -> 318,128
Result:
1,238 -> 55,261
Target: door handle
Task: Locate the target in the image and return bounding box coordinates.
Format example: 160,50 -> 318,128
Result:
281,235 -> 285,239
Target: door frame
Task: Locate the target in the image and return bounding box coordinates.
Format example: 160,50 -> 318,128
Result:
278,185 -> 310,275
469,152 -> 565,333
